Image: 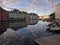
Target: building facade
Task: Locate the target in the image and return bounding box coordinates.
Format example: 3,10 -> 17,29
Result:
0,7 -> 8,21
21,11 -> 28,21
54,3 -> 60,20
8,9 -> 28,21
28,13 -> 39,20
8,9 -> 23,20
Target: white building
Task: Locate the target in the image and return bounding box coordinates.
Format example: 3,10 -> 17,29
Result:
54,3 -> 60,20
9,9 -> 23,19
8,9 -> 28,21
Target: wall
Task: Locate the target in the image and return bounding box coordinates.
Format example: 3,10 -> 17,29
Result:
55,4 -> 60,20
0,7 -> 8,21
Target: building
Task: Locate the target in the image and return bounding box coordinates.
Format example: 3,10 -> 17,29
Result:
28,13 -> 39,20
8,9 -> 28,21
54,3 -> 60,20
8,9 -> 23,21
21,11 -> 28,21
0,7 -> 8,21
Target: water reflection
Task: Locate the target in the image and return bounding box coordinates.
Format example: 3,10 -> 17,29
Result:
8,20 -> 38,30
0,22 -> 8,35
27,20 -> 38,25
0,20 -> 53,45
0,20 -> 38,32
8,21 -> 27,30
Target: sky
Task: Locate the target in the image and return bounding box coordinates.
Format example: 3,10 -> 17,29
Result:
0,0 -> 60,16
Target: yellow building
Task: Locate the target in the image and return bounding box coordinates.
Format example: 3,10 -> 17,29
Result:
21,11 -> 28,21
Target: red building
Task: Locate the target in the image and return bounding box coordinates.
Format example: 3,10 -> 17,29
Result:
0,7 -> 8,21
0,7 -> 8,34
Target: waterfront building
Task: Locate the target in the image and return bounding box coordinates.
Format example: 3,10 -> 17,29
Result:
0,7 -> 8,21
28,13 -> 39,20
54,3 -> 60,20
8,9 -> 23,20
8,9 -> 28,21
21,11 -> 28,21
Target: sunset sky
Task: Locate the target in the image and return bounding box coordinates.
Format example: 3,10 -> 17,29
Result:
0,0 -> 60,15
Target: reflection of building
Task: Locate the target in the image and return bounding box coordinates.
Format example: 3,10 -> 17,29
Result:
28,13 -> 39,20
27,20 -> 38,25
54,3 -> 60,20
0,7 -> 8,21
0,22 -> 8,35
8,9 -> 28,21
8,20 -> 38,30
0,20 -> 38,31
8,21 -> 27,30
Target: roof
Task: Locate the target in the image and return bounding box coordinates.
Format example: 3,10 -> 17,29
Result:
28,13 -> 37,15
0,7 -> 7,11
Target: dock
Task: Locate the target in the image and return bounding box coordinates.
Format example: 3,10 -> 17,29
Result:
34,34 -> 60,45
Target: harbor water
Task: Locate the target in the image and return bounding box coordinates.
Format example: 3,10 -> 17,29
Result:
0,20 -> 52,45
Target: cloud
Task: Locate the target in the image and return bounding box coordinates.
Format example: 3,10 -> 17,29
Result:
0,0 -> 19,7
31,0 -> 41,6
0,0 -> 59,15
18,8 -> 38,13
46,0 -> 53,2
0,0 -> 42,11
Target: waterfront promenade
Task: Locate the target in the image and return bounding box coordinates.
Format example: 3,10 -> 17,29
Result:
35,34 -> 60,45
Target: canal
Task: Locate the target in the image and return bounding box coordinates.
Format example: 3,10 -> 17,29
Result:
0,20 -> 52,45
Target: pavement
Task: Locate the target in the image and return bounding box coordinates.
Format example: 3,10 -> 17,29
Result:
35,34 -> 60,45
